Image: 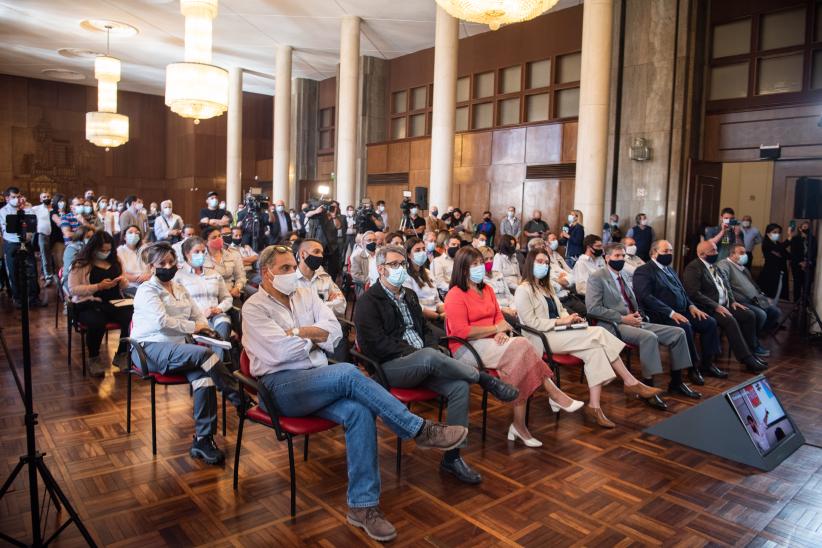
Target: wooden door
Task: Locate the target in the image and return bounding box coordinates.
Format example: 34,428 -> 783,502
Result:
682,159 -> 722,267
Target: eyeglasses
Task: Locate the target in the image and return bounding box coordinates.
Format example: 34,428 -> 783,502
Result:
383,260 -> 407,269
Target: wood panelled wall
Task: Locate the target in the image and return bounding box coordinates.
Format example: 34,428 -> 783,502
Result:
0,74 -> 273,224
365,121 -> 577,232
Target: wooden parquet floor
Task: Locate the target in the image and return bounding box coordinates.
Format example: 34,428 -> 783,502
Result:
1,296 -> 821,547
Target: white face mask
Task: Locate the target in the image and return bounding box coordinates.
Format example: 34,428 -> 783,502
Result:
742,221 -> 751,228
378,205 -> 385,213
410,207 -> 418,216
639,219 -> 648,226
8,197 -> 19,207
567,214 -> 576,224
625,245 -> 637,256
163,207 -> 173,216
208,198 -> 218,208
549,239 -> 559,251
219,202 -> 226,210
507,211 -> 514,219
270,270 -> 298,296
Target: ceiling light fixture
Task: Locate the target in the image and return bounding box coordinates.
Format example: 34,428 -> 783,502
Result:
434,0 -> 559,31
80,19 -> 139,37
40,68 -> 86,81
164,0 -> 228,124
86,26 -> 129,150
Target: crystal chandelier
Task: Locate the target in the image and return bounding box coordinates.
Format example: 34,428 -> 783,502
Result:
165,0 -> 228,123
434,0 -> 560,30
86,26 -> 129,150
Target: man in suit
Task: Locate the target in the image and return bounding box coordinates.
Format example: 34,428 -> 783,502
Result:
587,244 -> 700,403
633,240 -> 729,384
717,243 -> 780,353
269,199 -> 293,244
683,241 -> 768,373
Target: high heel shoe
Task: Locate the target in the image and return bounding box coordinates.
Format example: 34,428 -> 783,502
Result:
548,397 -> 584,413
507,424 -> 543,447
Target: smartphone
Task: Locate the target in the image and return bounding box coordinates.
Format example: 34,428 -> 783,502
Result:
789,220 -> 796,230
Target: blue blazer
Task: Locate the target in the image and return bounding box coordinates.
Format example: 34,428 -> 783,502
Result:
632,260 -> 694,322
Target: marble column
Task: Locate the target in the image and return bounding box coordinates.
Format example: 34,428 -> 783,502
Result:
226,66 -> 242,213
336,15 -> 361,209
573,0 -> 614,228
273,45 -> 292,203
429,5 -> 459,213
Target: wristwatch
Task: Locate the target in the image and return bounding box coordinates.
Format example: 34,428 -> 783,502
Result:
290,327 -> 299,337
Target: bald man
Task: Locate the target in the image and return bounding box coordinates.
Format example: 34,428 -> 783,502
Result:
682,241 -> 767,373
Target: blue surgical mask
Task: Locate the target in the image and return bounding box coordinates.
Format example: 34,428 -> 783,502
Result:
412,251 -> 428,266
94,250 -> 110,261
125,233 -> 141,246
549,240 -> 559,251
533,263 -> 550,280
426,242 -> 436,252
191,252 -> 205,268
469,264 -> 485,283
386,266 -> 408,286
83,205 -> 92,215
737,253 -> 749,265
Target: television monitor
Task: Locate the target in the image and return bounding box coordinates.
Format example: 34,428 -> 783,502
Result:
727,377 -> 796,456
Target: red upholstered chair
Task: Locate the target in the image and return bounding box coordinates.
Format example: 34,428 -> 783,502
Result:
348,347 -> 444,475
65,292 -> 126,377
234,351 -> 337,519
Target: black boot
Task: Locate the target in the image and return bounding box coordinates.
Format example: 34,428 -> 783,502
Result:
478,372 -> 519,402
190,435 -> 225,465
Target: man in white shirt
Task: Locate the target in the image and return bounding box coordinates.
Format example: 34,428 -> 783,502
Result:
154,200 -> 184,243
31,191 -> 54,286
241,244 -> 467,542
621,236 -> 645,288
431,236 -> 461,294
572,234 -> 606,296
295,239 -> 346,316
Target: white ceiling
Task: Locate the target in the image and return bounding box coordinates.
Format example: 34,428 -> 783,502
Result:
0,0 -> 581,96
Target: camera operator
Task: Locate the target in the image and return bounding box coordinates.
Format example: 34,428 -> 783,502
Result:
400,202 -> 425,239
305,200 -> 342,280
237,194 -> 272,253
0,186 -> 46,308
354,197 -> 384,234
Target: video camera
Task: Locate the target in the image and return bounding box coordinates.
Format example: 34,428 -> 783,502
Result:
308,198 -> 335,213
354,198 -> 381,233
245,193 -> 270,212
399,196 -> 412,217
5,213 -> 38,239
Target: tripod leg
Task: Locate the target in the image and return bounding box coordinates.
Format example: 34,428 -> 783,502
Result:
35,460 -> 98,547
0,458 -> 25,499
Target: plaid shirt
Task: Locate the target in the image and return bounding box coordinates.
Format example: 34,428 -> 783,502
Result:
381,283 -> 424,350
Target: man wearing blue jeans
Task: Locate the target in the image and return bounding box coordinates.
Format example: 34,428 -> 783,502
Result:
242,244 -> 468,543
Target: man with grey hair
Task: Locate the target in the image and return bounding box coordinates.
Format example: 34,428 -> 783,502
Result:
354,245 -> 518,486
154,199 -> 184,243
586,243 -> 700,401
242,244 -> 468,542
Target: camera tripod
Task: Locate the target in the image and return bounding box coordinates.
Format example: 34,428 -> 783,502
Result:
775,220 -> 822,339
0,242 -> 97,547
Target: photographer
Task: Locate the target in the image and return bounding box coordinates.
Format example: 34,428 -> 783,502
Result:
354,198 -> 384,234
0,187 -> 46,308
400,202 -> 425,238
703,207 -> 740,261
305,201 -> 342,281
237,194 -> 271,252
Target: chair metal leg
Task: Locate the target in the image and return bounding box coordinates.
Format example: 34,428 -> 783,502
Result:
126,373 -> 132,433
80,332 -> 86,377
481,389 -> 489,442
287,435 -> 297,520
150,380 -> 157,455
525,396 -> 531,426
233,416 -> 245,490
221,392 -> 227,437
303,435 -> 310,462
66,316 -> 72,369
395,436 -> 402,475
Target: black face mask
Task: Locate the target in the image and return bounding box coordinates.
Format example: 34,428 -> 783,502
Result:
447,246 -> 459,258
500,243 -> 515,256
222,234 -> 231,245
608,259 -> 625,272
42,199 -> 52,206
302,207 -> 309,213
155,266 -> 178,282
231,238 -> 242,246
704,254 -> 719,265
656,253 -> 673,266
303,254 -> 324,271
592,248 -> 604,257
365,242 -> 377,252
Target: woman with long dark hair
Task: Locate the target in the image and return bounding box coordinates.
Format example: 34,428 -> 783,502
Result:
515,249 -> 661,428
444,246 -> 582,447
67,230 -> 132,376
758,223 -> 789,300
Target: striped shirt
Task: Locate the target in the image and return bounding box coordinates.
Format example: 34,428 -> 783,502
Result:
59,212 -> 80,242
381,283 -> 424,349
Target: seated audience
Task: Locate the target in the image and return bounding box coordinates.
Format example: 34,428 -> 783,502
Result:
175,237 -> 234,361
350,230 -> 378,295
431,236 -> 461,295
423,231 -> 439,262
445,246 -> 582,447
404,237 -> 446,325
203,226 -> 245,299
62,226 -> 96,294
560,209 -> 585,265
474,211 -> 496,247
355,245 -> 518,484
386,231 -> 405,247
295,238 -> 346,316
545,233 -> 586,316
117,225 -> 150,297
718,243 -> 781,345
492,234 -> 521,293
479,245 -> 516,319
516,248 -> 664,427
632,240 -> 732,384
572,233 -> 606,295
131,242 -> 242,465
229,225 -> 259,275
621,236 -> 645,288
242,244 -> 468,542
683,241 -> 768,373
154,200 -> 183,244
67,230 -> 132,376
585,244 -> 700,401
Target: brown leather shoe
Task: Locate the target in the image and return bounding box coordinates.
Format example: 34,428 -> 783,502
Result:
414,420 -> 468,450
624,382 -> 664,399
347,506 -> 397,542
583,405 -> 615,428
